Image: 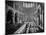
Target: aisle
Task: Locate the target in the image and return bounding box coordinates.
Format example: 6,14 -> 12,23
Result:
14,22 -> 28,34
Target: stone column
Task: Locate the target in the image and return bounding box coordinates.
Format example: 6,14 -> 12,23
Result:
13,2 -> 15,9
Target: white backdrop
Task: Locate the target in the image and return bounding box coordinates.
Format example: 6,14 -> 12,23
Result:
0,0 -> 46,35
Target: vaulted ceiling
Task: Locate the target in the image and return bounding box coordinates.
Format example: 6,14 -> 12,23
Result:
15,2 -> 37,17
